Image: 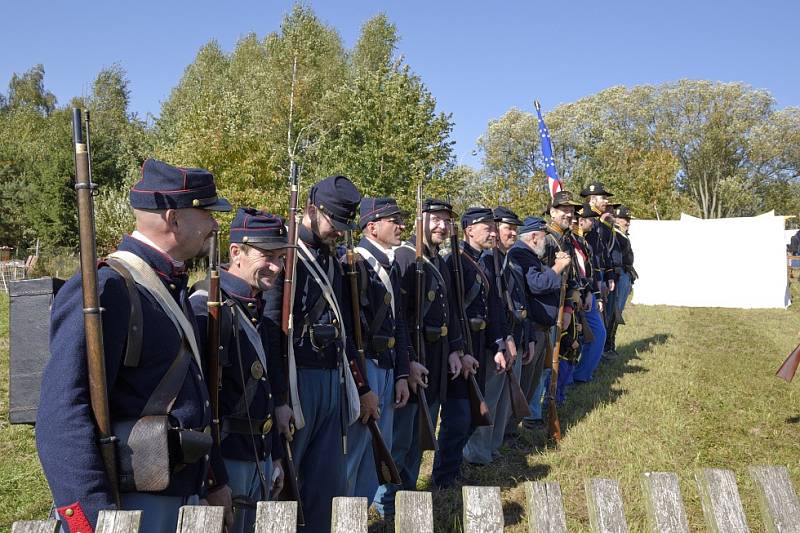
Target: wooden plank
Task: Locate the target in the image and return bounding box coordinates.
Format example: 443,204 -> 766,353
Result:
695,468 -> 750,533
525,481 -> 567,533
585,478 -> 629,533
641,472 -> 690,533
10,521 -> 58,533
749,466 -> 800,532
176,505 -> 224,533
331,496 -> 367,533
395,490 -> 433,533
96,510 -> 142,533
462,485 -> 503,533
255,500 -> 297,533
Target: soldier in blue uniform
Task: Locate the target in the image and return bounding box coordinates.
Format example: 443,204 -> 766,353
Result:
451,208 -> 507,469
580,182 -> 617,352
606,205 -> 636,355
190,208 -> 290,533
374,198 -> 466,515
263,175 -> 379,533
344,197 -> 412,499
509,217 -> 572,425
570,204 -> 607,384
529,191 -> 584,419
463,207 -> 518,464
36,159 -> 232,533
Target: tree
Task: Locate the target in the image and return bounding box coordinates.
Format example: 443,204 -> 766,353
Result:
478,81 -> 800,219
8,64 -> 56,116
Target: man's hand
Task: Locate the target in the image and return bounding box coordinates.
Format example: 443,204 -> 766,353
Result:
275,404 -> 294,442
522,340 -> 536,365
359,390 -> 380,424
597,299 -> 604,313
448,351 -> 463,379
270,459 -> 285,499
554,251 -> 571,272
394,378 -> 410,408
505,335 -> 517,365
408,361 -> 429,393
203,484 -> 233,531
493,351 -> 507,372
460,353 -> 479,380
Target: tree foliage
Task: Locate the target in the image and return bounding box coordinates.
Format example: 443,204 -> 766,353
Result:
4,9 -> 800,260
478,81 -> 800,219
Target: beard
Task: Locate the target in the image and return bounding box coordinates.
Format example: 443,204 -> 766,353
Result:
533,240 -> 546,257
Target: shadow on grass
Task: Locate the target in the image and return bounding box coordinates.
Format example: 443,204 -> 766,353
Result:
557,333 -> 670,436
367,333 -> 669,532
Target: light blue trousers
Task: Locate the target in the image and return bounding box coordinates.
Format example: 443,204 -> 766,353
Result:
572,294 -> 607,382
346,360 -> 395,498
463,352 -> 521,464
226,458 -> 272,533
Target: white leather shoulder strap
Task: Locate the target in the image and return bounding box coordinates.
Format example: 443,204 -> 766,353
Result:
107,251 -> 202,373
354,246 -> 395,316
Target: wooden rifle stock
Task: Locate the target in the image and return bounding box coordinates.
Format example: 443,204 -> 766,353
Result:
777,343 -> 800,382
345,231 -> 402,485
491,247 -> 531,418
448,221 -> 493,427
548,274 -> 568,443
579,309 -> 595,344
72,108 -> 120,506
278,159 -> 304,525
414,183 -> 438,452
206,232 -> 222,446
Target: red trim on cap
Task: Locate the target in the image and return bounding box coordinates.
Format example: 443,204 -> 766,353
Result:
57,502 -> 94,533
362,204 -> 395,218
234,227 -> 282,232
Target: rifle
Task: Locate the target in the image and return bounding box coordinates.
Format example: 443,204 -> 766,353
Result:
413,182 -> 438,452
72,108 -> 120,506
548,273 -> 568,443
206,231 -> 222,446
344,231 -> 403,485
777,343 -> 800,382
490,247 -> 532,419
278,159 -> 304,525
448,220 -> 493,427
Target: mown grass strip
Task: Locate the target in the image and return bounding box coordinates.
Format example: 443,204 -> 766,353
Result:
2,286 -> 800,531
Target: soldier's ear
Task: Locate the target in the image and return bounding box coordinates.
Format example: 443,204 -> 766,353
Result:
165,209 -> 179,229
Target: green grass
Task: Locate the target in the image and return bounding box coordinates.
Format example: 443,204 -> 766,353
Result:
409,290 -> 800,531
3,286 -> 800,531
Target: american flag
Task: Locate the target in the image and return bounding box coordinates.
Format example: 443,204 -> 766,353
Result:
535,101 -> 563,199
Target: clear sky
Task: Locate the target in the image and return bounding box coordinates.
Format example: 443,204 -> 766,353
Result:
2,1 -> 798,168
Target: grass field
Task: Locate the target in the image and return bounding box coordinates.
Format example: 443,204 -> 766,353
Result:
2,286 -> 800,531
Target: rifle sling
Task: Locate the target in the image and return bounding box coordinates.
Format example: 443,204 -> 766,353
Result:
105,258 -> 144,368
140,343 -> 192,417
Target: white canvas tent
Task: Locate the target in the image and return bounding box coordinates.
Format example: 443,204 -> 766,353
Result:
630,211 -> 790,309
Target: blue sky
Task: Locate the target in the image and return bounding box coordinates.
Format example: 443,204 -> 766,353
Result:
2,1 -> 798,168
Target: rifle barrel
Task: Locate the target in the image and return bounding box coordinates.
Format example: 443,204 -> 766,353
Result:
448,221 -> 492,427
73,108 -> 120,506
